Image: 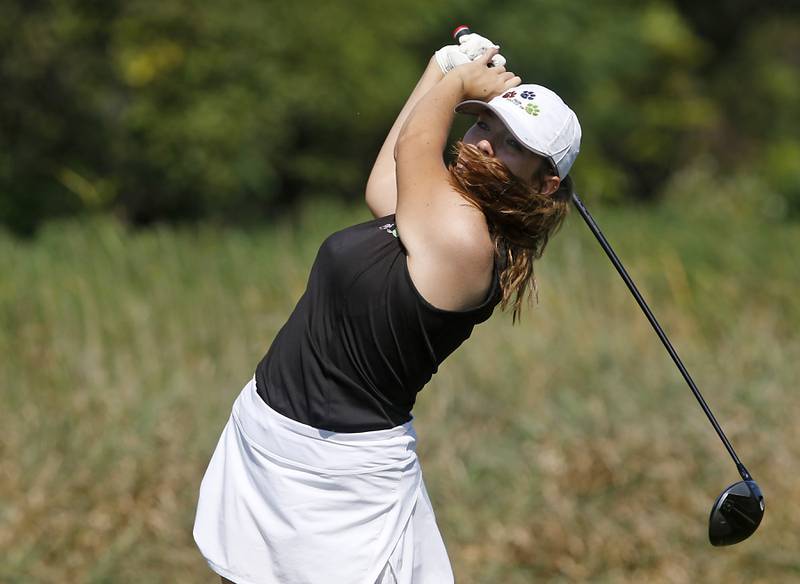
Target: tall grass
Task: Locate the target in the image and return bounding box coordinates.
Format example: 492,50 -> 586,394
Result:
1,198 -> 798,583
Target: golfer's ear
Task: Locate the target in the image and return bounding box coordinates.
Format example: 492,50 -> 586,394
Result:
540,175 -> 560,197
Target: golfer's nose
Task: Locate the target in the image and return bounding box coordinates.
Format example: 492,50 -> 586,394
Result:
476,139 -> 494,157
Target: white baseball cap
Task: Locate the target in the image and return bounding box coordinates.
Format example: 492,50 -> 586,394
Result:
455,84 -> 581,179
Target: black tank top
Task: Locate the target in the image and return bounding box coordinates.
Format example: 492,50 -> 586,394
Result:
255,214 -> 501,432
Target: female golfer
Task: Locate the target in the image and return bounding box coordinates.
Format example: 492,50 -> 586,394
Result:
193,36 -> 580,584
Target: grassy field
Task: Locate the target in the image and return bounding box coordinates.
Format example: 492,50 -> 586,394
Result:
2,197 -> 799,583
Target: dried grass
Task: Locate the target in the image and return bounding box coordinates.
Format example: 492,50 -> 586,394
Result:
1,200 -> 798,582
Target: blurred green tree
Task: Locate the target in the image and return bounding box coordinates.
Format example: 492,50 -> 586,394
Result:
0,0 -> 798,233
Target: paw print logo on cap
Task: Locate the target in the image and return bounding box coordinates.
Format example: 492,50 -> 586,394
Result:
525,103 -> 540,116
521,90 -> 537,100
502,91 -> 517,99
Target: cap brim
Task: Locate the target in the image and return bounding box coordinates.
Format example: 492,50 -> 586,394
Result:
454,99 -> 493,116
454,99 -> 561,177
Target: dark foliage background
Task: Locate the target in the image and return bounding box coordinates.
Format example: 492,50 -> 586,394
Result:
2,0 -> 798,233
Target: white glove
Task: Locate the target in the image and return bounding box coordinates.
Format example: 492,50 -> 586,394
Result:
434,45 -> 472,74
434,33 -> 506,74
458,33 -> 506,66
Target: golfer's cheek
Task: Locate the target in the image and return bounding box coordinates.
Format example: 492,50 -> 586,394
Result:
462,127 -> 480,146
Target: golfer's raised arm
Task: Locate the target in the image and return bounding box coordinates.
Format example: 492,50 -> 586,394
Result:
394,48 -> 519,245
365,58 -> 444,219
365,33 -> 505,219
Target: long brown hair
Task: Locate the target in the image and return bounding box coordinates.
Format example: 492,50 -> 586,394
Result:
448,141 -> 571,322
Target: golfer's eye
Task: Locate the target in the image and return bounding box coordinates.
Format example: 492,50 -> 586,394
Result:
507,138 -> 523,152
477,121 -> 490,131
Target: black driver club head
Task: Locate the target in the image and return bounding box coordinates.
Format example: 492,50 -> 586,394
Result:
709,480 -> 764,546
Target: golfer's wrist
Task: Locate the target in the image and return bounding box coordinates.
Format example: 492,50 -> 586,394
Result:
442,67 -> 468,100
426,55 -> 446,81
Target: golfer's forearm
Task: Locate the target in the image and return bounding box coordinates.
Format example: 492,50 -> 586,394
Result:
366,57 -> 444,218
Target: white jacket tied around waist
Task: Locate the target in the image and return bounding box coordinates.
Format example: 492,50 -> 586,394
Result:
193,377 -> 454,584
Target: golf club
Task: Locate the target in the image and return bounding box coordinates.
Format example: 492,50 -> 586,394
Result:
570,192 -> 764,546
452,25 -> 765,546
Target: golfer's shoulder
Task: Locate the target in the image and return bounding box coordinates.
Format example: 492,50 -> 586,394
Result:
400,201 -> 492,264
401,208 -> 495,310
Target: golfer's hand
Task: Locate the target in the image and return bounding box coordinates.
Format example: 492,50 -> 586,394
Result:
452,47 -> 520,101
434,34 -> 506,74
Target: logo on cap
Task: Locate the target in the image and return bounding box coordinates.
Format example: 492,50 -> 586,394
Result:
502,90 -> 541,116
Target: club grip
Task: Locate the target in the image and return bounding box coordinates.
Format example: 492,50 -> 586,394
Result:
452,25 -> 471,42
451,25 -> 496,67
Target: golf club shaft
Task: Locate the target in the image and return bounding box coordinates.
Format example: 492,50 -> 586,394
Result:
444,24 -> 752,482
570,192 -> 752,482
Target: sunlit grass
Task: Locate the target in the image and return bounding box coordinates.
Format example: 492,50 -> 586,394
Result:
1,198 -> 798,582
